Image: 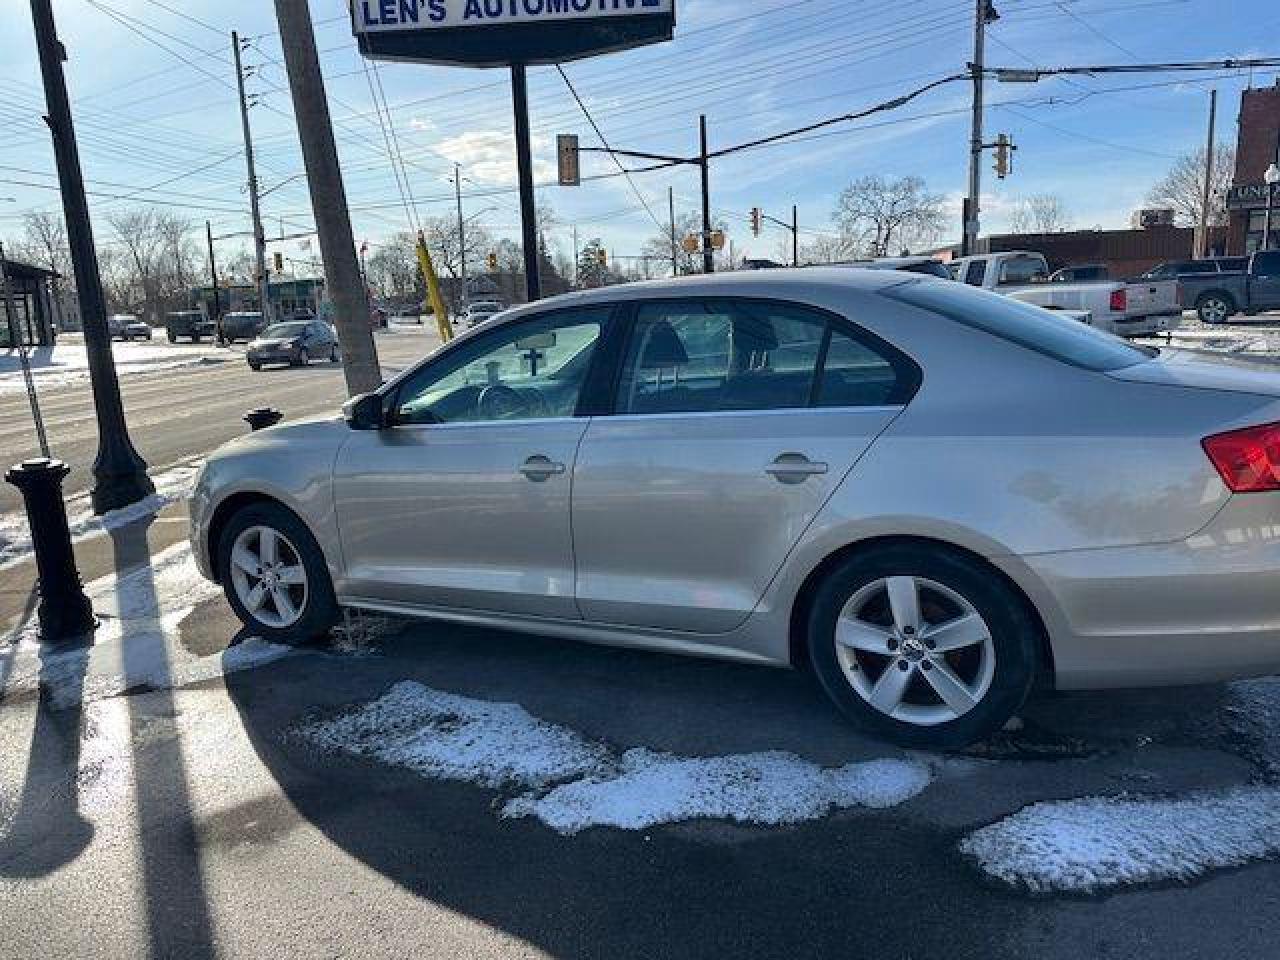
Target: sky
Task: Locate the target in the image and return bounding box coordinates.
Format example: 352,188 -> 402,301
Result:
2,0 -> 1279,274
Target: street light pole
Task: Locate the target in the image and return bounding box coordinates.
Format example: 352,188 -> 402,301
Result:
962,0 -> 996,257
454,163 -> 469,308
28,0 -> 153,513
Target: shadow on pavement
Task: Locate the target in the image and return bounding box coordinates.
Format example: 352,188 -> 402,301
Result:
109,518 -> 217,960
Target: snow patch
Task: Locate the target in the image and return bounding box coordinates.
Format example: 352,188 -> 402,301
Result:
503,750 -> 933,834
0,460 -> 202,569
959,787 -> 1280,894
2,540 -> 295,709
297,681 -> 934,833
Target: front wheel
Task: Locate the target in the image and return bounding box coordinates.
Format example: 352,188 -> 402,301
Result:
167,330 -> 177,343
329,345 -> 339,363
295,347 -> 310,367
216,502 -> 338,645
1196,294 -> 1234,325
806,544 -> 1039,749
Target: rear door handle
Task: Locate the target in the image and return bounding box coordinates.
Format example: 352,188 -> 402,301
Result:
520,455 -> 566,482
765,453 -> 828,484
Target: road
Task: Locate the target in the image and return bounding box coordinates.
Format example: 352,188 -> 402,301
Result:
0,325 -> 440,516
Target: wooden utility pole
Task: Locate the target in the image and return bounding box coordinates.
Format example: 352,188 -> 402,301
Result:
232,32 -> 273,327
700,115 -> 714,274
271,0 -> 381,395
962,0 -> 994,257
1197,89 -> 1217,260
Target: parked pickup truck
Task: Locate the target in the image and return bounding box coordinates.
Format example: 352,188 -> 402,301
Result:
950,251 -> 1182,337
164,310 -> 216,343
1145,250 -> 1280,324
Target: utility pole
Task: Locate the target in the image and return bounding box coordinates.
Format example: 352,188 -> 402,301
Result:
206,220 -> 222,344
454,163 -> 468,308
271,0 -> 381,395
28,0 -> 153,512
1196,89 -> 1218,260
962,0 -> 995,257
668,186 -> 679,276
699,114 -> 714,274
232,31 -> 272,327
571,223 -> 579,288
511,64 -> 541,302
792,205 -> 800,267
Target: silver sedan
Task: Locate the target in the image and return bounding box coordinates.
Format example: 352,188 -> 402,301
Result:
189,269 -> 1280,747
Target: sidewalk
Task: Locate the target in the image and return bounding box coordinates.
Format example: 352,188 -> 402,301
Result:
0,341 -> 232,397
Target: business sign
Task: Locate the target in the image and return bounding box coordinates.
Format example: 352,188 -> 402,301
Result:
352,0 -> 676,67
1228,183 -> 1278,210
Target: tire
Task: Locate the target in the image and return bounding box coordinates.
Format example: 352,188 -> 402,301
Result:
167,330 -> 177,343
806,543 -> 1039,749
192,334 -> 203,343
1196,293 -> 1235,325
216,502 -> 339,645
248,361 -> 261,372
329,345 -> 339,363
295,347 -> 309,367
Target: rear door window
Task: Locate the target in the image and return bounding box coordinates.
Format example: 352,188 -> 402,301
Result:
963,260 -> 987,286
1253,252 -> 1280,277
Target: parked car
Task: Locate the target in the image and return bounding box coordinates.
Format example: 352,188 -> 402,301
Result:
107,314 -> 152,341
1148,251 -> 1280,324
951,251 -> 1182,337
245,320 -> 340,370
164,310 -> 216,343
832,256 -> 953,279
1050,264 -> 1110,283
464,300 -> 505,328
191,269 -> 1280,748
219,311 -> 265,343
1138,257 -> 1247,282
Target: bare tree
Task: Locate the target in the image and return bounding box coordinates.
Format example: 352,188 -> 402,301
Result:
798,233 -> 858,265
1008,194 -> 1073,234
103,208 -> 199,319
365,233 -> 422,303
834,175 -> 946,258
1146,144 -> 1235,228
641,210 -> 726,275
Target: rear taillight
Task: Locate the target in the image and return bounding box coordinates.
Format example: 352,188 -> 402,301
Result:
1203,422 -> 1280,493
1109,289 -> 1127,313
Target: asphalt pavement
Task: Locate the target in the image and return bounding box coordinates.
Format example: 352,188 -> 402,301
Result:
0,324 -> 440,516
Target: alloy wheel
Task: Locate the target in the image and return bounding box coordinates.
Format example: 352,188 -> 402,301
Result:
1199,297 -> 1229,324
228,525 -> 309,629
835,576 -> 996,727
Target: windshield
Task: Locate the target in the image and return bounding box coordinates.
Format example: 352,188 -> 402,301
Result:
262,322 -> 307,339
890,280 -> 1154,372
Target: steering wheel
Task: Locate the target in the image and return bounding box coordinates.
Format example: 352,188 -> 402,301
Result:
477,383 -> 547,420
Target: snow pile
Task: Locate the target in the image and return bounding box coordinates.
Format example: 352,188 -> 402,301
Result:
503,751 -> 933,835
297,681 -> 611,788
2,540 -> 294,709
1225,677 -> 1280,777
297,681 -> 935,833
0,343 -> 229,397
0,460 -> 203,569
959,787 -> 1280,894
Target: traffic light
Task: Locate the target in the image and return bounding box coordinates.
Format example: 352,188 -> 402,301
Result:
273,251 -> 284,273
597,248 -> 608,267
487,251 -> 498,271
750,207 -> 762,237
993,133 -> 1015,180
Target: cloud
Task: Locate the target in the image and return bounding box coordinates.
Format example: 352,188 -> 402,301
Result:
432,129 -> 556,186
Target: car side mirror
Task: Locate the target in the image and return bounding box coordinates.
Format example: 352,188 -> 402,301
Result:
342,392 -> 385,431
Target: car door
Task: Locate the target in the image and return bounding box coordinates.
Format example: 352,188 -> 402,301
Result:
333,306 -> 613,618
571,298 -> 919,634
1250,251 -> 1280,309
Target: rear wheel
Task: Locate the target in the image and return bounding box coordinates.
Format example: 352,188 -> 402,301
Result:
1196,293 -> 1235,325
248,360 -> 261,371
806,544 -> 1039,749
216,502 -> 338,644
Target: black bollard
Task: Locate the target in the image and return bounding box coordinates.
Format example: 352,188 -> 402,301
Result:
244,408 -> 284,432
5,459 -> 96,644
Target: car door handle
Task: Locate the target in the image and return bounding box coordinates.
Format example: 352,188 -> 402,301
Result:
520,455 -> 566,481
765,454 -> 828,483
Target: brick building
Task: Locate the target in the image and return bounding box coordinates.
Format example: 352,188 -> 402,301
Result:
1227,81 -> 1280,254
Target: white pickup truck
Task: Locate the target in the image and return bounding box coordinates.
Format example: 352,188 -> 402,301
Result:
949,251 -> 1182,337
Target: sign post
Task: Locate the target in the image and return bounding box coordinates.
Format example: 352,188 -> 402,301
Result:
350,1 -> 676,304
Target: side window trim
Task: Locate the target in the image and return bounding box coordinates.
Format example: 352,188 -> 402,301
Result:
386,305 -> 620,426
599,296 -> 921,416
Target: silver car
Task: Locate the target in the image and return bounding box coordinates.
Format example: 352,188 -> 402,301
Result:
190,270 -> 1280,747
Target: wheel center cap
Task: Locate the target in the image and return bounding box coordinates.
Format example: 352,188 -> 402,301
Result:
901,638 -> 927,662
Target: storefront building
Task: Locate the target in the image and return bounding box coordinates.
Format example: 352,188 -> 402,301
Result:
1227,81 -> 1280,254
0,257 -> 59,348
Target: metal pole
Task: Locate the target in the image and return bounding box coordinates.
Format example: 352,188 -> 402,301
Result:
454,163 -> 468,308
572,223 -> 579,289
668,186 -> 679,276
511,64 -> 541,302
28,0 -> 153,513
232,32 -> 272,328
962,0 -> 988,257
1266,131 -> 1280,253
0,244 -> 50,458
1197,89 -> 1217,259
792,204 -> 800,267
700,115 -> 714,274
271,0 -> 381,396
206,220 -> 223,344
